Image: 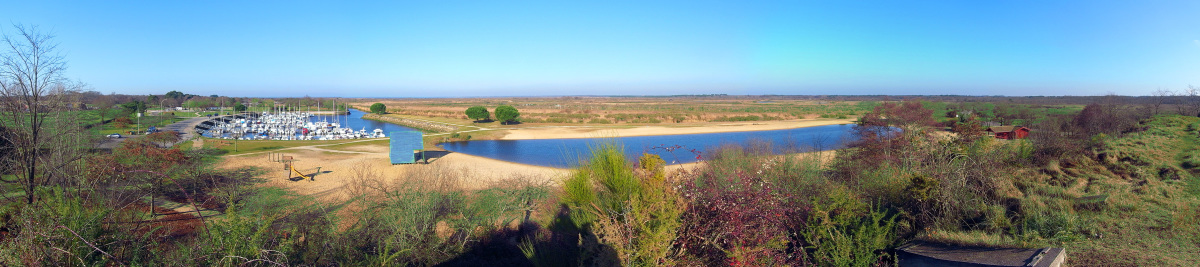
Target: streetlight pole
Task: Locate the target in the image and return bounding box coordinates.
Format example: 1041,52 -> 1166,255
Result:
160,99 -> 167,127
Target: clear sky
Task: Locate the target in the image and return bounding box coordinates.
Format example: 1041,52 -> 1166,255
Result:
4,1 -> 1198,97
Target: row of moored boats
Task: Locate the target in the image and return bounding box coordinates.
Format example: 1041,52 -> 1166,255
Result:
201,111 -> 385,140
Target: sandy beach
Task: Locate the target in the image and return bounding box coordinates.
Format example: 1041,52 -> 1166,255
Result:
498,118 -> 854,140
220,145 -> 569,199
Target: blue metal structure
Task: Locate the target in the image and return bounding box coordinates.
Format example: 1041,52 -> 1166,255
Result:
389,131 -> 424,164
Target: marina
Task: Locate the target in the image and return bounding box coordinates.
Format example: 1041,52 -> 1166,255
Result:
197,109 -> 414,140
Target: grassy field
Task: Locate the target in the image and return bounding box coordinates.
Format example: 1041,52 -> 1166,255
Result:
352,97 -> 1084,131
318,138 -> 389,150
197,137 -> 385,155
96,115 -> 190,134
352,97 -> 877,126
918,115 -> 1200,265
1057,115 -> 1200,265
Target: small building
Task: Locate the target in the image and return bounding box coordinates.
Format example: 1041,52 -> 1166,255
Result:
987,126 -> 1030,140
389,131 -> 425,164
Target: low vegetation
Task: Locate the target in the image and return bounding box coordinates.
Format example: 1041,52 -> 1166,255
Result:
5,92 -> 1200,265
370,103 -> 387,114
360,97 -> 880,125
495,105 -> 521,125
465,106 -> 491,122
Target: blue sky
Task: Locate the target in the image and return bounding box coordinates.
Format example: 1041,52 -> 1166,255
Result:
4,1 -> 1198,97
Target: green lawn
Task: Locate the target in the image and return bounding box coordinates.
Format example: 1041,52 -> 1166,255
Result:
319,138 -> 389,150
201,137 -> 382,155
92,117 -> 187,135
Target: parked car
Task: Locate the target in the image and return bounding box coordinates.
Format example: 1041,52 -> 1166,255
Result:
106,133 -> 122,138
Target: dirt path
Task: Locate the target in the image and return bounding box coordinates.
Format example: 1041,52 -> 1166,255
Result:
233,138 -> 384,156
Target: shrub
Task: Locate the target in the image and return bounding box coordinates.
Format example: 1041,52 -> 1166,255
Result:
802,187 -> 897,267
562,145 -> 684,266
495,105 -> 520,124
952,116 -> 984,142
465,106 -> 490,121
369,103 -> 387,114
1074,103 -> 1141,137
145,131 -> 181,147
1030,114 -> 1084,164
0,188 -> 137,266
711,115 -> 761,122
344,164 -> 549,265
678,150 -> 794,266
112,117 -> 133,128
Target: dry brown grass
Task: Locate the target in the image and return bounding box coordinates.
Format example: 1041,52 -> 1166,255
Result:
351,96 -> 871,126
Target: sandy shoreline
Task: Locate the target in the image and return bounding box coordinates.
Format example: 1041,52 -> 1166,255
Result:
497,118 -> 854,140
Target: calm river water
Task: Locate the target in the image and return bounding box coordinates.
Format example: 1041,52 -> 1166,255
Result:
339,109 -> 418,134
439,124 -> 858,168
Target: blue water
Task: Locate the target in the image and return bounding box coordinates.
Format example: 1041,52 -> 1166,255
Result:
340,109 -> 418,134
439,124 -> 858,168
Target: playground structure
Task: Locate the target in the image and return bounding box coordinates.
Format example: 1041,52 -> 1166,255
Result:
268,153 -> 319,181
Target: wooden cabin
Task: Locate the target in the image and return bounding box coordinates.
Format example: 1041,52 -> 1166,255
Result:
986,126 -> 1030,140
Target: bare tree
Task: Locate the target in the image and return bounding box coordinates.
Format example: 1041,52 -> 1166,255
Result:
1173,86 -> 1200,116
93,94 -> 114,127
0,24 -> 87,204
1190,85 -> 1200,116
1149,88 -> 1173,116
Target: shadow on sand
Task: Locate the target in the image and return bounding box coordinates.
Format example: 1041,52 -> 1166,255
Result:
417,150 -> 453,163
288,170 -> 333,182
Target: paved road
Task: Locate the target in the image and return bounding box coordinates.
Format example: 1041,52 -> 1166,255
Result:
161,116 -> 211,143
94,116 -> 214,149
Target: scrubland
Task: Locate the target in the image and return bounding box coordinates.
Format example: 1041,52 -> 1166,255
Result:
353,97 -> 874,125
2,98 -> 1197,266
